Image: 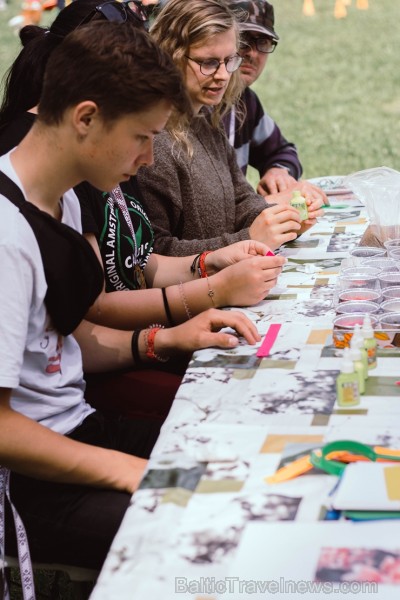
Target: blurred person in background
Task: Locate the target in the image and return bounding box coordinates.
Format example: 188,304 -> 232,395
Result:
224,0 -> 326,203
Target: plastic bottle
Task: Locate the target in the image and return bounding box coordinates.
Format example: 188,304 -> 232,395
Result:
290,190 -> 309,221
351,324 -> 369,379
348,342 -> 366,394
361,314 -> 377,370
336,347 -> 360,407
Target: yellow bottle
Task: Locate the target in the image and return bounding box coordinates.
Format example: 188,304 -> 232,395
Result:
336,348 -> 360,407
290,190 -> 309,221
361,314 -> 377,370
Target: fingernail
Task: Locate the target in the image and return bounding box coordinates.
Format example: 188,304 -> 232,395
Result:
228,337 -> 238,347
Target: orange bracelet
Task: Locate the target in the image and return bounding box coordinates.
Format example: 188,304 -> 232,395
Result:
199,251 -> 212,278
145,324 -> 169,362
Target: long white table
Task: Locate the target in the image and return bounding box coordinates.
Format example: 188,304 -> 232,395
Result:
91,180 -> 400,600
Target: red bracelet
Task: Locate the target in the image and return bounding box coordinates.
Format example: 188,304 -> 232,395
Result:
145,324 -> 169,362
199,251 -> 212,278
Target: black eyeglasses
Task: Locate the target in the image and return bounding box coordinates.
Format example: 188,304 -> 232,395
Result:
185,54 -> 243,76
79,0 -> 148,28
239,35 -> 277,54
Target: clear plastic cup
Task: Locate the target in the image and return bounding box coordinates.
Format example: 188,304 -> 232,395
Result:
362,257 -> 398,272
350,246 -> 386,259
380,299 -> 400,313
381,286 -> 400,301
378,272 -> 400,290
341,266 -> 381,278
338,289 -> 382,304
379,313 -> 400,329
336,301 -> 379,315
339,274 -> 380,292
384,240 -> 400,254
332,314 -> 378,349
387,247 -> 400,261
378,313 -> 400,344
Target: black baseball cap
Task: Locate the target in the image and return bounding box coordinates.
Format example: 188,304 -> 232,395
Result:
228,0 -> 279,41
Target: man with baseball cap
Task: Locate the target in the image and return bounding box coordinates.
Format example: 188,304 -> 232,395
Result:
224,0 -> 325,203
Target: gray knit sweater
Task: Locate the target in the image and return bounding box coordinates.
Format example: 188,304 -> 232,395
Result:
137,112 -> 269,256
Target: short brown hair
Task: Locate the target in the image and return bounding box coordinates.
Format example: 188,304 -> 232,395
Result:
38,20 -> 192,126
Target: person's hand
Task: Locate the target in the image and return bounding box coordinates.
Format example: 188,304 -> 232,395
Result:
249,204 -> 301,250
257,167 -> 298,196
155,308 -> 261,354
257,170 -> 328,208
296,186 -> 325,237
110,452 -> 148,494
205,240 -> 272,274
212,254 -> 286,307
294,180 -> 328,207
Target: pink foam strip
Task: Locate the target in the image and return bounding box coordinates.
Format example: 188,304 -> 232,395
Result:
257,323 -> 282,357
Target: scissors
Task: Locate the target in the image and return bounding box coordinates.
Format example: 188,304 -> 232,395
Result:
310,440 -> 400,477
265,440 -> 400,484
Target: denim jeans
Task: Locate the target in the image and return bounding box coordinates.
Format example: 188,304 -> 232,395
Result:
6,411 -> 161,570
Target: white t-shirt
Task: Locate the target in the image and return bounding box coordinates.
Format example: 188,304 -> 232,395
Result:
0,152 -> 94,434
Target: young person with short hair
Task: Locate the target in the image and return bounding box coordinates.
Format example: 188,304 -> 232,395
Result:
0,20 -> 263,572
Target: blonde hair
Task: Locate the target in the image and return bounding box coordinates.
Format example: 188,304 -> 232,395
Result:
151,0 -> 243,151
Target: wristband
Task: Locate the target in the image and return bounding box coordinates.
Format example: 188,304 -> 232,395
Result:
131,330 -> 143,365
199,251 -> 212,278
161,287 -> 174,326
144,324 -> 169,362
190,253 -> 202,277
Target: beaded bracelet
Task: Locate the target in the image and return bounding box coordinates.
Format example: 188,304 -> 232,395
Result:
199,251 -> 212,278
179,281 -> 193,320
144,324 -> 170,362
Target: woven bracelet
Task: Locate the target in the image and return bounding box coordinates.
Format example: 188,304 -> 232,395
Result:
144,324 -> 170,362
199,251 -> 212,278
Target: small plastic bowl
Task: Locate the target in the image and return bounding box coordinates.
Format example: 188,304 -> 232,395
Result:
362,257 -> 399,272
338,289 -> 382,304
336,301 -> 380,315
378,313 -> 400,344
381,286 -> 400,301
350,246 -> 386,259
384,239 -> 400,250
339,274 -> 380,291
380,299 -> 400,313
378,272 -> 400,289
332,314 -> 378,349
379,313 -> 400,329
341,266 -> 380,278
387,248 -> 400,260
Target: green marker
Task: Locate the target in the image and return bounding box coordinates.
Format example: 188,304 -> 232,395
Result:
321,204 -> 350,209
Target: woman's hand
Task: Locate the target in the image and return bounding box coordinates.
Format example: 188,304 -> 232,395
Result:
205,240 -> 272,274
212,254 -> 286,307
155,308 -> 261,354
249,204 -> 301,249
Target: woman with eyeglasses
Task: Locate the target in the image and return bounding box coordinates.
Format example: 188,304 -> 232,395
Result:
0,0 -> 287,421
135,0 -> 322,258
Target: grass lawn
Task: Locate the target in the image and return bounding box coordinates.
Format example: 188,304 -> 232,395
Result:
250,0 -> 400,181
